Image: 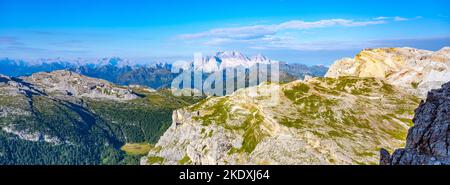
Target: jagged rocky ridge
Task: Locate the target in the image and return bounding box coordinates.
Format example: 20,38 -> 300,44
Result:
380,82 -> 450,165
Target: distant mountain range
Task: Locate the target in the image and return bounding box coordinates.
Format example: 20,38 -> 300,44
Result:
0,57 -> 176,89
0,52 -> 329,90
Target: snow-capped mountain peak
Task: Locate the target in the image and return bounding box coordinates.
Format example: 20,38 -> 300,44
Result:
192,51 -> 273,72
252,54 -> 270,64
215,51 -> 249,61
97,57 -> 132,67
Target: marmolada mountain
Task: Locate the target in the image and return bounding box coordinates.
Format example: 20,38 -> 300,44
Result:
1,47 -> 449,165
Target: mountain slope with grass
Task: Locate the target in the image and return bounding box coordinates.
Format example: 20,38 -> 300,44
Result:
142,76 -> 420,165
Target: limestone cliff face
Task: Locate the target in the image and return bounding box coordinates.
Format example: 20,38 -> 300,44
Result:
325,47 -> 450,98
142,77 -> 421,165
380,82 -> 450,165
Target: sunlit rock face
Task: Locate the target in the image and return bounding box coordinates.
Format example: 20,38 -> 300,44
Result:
326,47 -> 450,98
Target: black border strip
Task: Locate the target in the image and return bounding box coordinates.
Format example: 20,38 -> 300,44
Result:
1,165 -> 449,184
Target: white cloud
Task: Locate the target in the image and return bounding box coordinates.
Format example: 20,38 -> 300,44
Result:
178,18 -> 385,40
374,16 -> 390,20
393,16 -> 409,21
249,35 -> 450,52
373,16 -> 422,22
177,17 -> 422,51
250,40 -> 365,51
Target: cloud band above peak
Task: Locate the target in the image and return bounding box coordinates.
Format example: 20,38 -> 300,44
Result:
178,18 -> 386,40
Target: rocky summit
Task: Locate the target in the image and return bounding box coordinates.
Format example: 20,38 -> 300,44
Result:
142,76 -> 420,165
380,82 -> 450,165
325,47 -> 450,98
21,70 -> 137,101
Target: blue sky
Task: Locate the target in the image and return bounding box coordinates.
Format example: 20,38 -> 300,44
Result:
0,0 -> 449,65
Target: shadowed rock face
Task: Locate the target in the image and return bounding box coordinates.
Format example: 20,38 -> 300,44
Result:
380,81 -> 450,165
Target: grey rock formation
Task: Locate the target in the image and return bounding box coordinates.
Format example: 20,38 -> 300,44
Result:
380,81 -> 450,165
